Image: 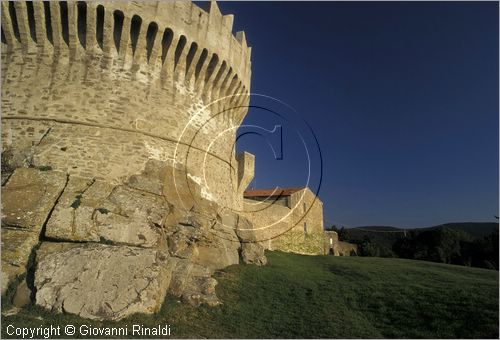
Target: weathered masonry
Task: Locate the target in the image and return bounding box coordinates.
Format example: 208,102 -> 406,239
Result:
243,187 -> 358,256
243,187 -> 326,255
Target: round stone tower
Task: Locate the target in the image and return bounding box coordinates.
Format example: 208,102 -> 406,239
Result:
1,0 -> 252,210
1,1 -> 266,320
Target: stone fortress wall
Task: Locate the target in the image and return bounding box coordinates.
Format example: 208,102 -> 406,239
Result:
242,187 -> 358,256
1,0 -> 252,210
1,0 -> 356,321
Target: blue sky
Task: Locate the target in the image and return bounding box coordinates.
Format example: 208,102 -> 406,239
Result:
213,1 -> 499,228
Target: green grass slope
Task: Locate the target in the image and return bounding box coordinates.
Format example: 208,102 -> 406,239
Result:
2,252 -> 498,338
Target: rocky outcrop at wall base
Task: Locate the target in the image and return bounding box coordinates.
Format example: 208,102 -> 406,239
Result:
1,161 -> 266,320
1,168 -> 67,295
240,242 -> 267,266
35,243 -> 171,320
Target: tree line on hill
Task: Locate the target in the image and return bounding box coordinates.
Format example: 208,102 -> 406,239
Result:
327,224 -> 499,270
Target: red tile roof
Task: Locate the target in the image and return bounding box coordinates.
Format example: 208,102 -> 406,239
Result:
244,187 -> 305,198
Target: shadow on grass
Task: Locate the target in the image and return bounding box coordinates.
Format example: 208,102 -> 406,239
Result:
2,251 -> 498,338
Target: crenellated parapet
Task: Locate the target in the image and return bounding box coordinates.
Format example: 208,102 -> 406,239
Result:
1,1 -> 250,110
1,1 -> 253,210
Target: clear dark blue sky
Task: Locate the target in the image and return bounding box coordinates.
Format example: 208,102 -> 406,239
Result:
212,1 -> 499,228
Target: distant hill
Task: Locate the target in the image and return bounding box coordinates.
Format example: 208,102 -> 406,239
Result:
343,222 -> 499,269
343,226 -> 406,249
429,222 -> 499,239
346,222 -> 498,243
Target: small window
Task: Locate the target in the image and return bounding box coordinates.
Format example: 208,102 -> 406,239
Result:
304,222 -> 308,234
303,202 -> 306,213
329,237 -> 333,245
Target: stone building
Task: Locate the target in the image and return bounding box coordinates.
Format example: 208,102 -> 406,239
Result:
324,231 -> 358,256
243,187 -> 326,255
243,187 -> 358,256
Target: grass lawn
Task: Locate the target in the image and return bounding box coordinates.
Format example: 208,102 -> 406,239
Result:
2,251 -> 498,338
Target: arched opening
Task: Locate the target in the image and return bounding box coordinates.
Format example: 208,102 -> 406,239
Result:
112,10 -> 124,52
145,22 -> 158,62
174,35 -> 186,68
185,42 -> 198,75
59,1 -> 69,46
212,60 -> 227,87
8,1 -> 21,43
129,15 -> 141,55
26,1 -> 37,43
205,54 -> 219,82
194,48 -> 208,80
230,81 -> 242,103
76,1 -> 86,48
96,5 -> 104,50
43,1 -> 53,45
160,28 -> 173,64
220,67 -> 233,92
227,74 -> 238,95
328,248 -> 334,256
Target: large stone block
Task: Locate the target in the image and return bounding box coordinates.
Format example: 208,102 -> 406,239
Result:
45,180 -> 168,247
241,242 -> 267,266
35,242 -> 171,321
45,176 -> 99,242
126,159 -> 170,195
167,257 -> 220,307
1,168 -> 67,294
1,228 -> 39,294
2,168 -> 67,231
192,222 -> 241,271
96,186 -> 169,247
